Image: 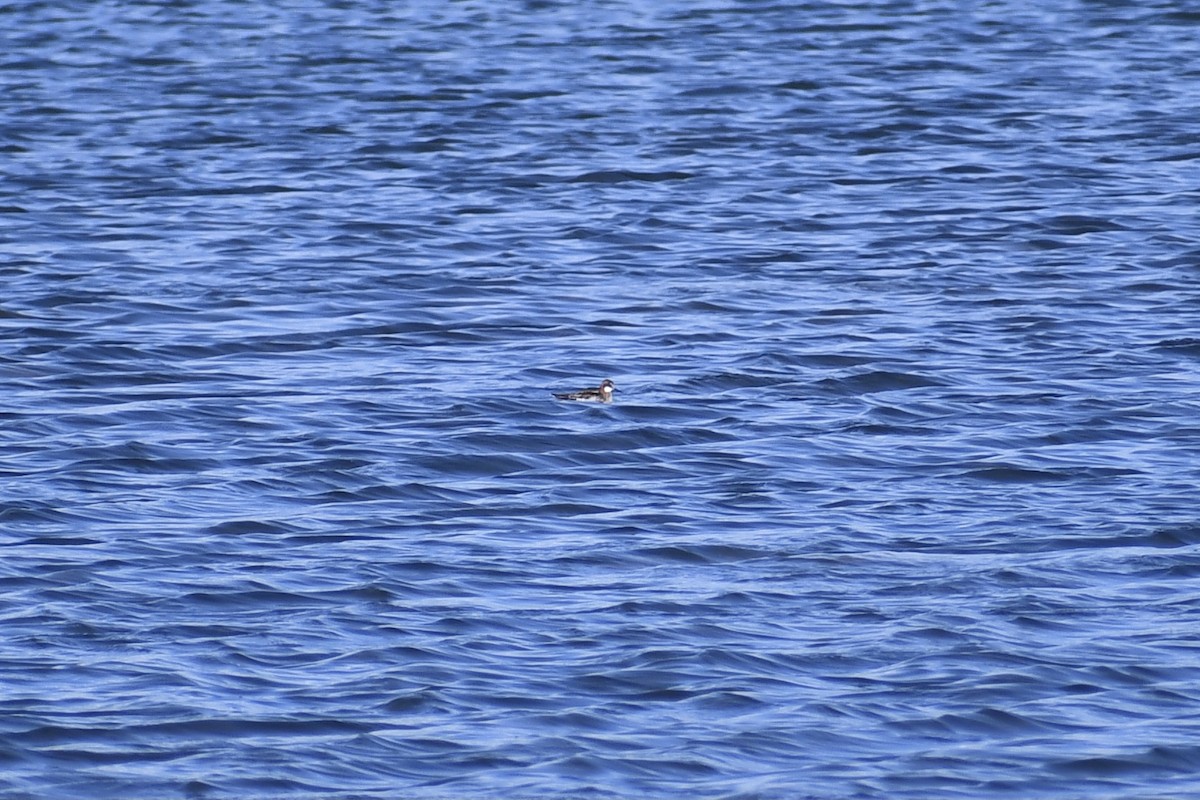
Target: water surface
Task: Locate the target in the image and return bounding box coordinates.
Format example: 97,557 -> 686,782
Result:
3,1 -> 1200,798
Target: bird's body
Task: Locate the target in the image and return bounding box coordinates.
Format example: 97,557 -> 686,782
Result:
553,379 -> 616,403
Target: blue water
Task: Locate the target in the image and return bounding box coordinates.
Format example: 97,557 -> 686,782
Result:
3,1 -> 1200,798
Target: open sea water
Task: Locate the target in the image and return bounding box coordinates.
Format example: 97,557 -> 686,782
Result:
3,1 -> 1200,798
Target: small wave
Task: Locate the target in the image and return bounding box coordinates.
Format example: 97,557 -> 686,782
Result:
568,169 -> 695,183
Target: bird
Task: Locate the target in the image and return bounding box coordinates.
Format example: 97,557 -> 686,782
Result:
553,379 -> 615,403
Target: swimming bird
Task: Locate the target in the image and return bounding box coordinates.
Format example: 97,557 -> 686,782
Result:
553,379 -> 615,403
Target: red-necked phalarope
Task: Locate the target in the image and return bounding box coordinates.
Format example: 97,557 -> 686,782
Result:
553,379 -> 615,403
